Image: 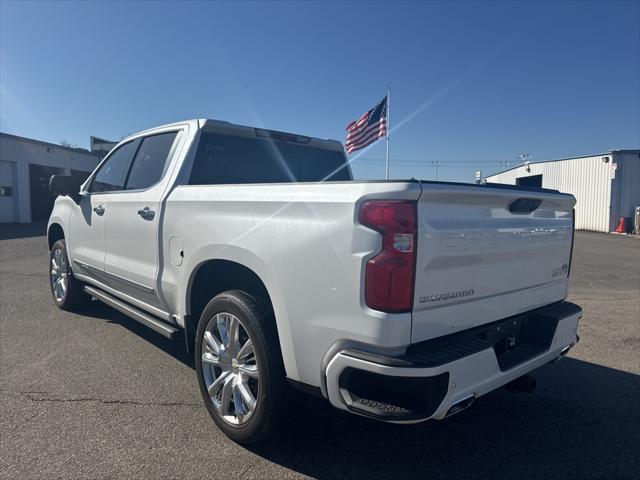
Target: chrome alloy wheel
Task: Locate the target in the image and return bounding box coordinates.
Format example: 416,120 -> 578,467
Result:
50,248 -> 68,302
201,312 -> 260,425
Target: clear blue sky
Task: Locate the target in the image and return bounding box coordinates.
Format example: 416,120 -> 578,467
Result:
1,1 -> 638,182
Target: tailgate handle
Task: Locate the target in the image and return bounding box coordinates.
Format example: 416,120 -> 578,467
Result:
509,198 -> 542,214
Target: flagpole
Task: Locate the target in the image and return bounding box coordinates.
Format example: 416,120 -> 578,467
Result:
385,86 -> 390,180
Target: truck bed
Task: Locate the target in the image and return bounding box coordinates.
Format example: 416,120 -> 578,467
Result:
162,178 -> 575,386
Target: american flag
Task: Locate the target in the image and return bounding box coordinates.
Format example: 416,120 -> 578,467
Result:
345,96 -> 387,154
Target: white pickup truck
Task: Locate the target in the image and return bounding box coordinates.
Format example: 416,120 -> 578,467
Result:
47,119 -> 581,443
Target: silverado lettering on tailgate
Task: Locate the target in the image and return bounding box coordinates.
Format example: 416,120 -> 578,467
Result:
419,289 -> 475,303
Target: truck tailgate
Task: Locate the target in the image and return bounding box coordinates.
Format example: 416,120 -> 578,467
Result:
412,182 -> 575,343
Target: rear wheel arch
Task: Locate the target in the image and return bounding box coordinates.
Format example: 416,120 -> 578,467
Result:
186,259 -> 278,353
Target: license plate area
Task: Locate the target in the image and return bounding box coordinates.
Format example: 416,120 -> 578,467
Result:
484,313 -> 558,371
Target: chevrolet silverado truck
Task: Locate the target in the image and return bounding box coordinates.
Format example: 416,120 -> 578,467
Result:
47,119 -> 581,444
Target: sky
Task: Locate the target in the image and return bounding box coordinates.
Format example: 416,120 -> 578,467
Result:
1,0 -> 638,182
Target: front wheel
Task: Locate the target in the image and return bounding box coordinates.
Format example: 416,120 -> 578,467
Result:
195,290 -> 287,444
49,239 -> 90,311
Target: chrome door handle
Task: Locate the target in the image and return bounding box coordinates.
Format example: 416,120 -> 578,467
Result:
137,207 -> 155,220
93,205 -> 105,216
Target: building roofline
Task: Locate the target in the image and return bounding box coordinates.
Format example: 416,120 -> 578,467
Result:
0,131 -> 103,157
487,149 -> 640,177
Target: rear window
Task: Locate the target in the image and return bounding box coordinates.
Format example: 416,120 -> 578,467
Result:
188,132 -> 350,185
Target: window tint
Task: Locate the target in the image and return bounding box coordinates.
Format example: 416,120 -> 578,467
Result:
189,132 -> 350,185
125,132 -> 178,190
89,141 -> 138,193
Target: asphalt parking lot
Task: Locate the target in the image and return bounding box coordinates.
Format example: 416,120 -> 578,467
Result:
1,228 -> 638,479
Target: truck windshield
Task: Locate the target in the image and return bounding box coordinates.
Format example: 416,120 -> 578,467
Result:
188,132 -> 351,185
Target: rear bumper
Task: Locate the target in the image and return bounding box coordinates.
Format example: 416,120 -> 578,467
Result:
324,301 -> 581,423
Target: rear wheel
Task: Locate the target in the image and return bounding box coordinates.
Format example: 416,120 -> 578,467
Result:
49,239 -> 90,311
195,290 -> 287,444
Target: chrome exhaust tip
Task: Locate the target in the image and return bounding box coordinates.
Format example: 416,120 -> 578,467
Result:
560,343 -> 573,357
445,394 -> 475,418
552,343 -> 575,363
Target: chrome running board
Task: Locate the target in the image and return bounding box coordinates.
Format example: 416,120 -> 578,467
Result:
84,285 -> 179,340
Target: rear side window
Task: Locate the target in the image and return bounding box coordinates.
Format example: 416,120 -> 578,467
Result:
89,140 -> 138,193
125,132 -> 178,190
189,132 -> 350,185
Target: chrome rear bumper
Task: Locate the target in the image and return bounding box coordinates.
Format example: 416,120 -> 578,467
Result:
324,302 -> 581,423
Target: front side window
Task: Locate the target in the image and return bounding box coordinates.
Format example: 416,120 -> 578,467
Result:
89,141 -> 138,193
125,132 -> 178,190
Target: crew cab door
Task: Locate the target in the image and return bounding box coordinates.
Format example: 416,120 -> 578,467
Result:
68,140 -> 140,281
102,130 -> 181,313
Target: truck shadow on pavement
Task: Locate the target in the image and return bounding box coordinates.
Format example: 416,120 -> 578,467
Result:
76,299 -> 195,367
250,360 -> 639,480
79,300 -> 639,480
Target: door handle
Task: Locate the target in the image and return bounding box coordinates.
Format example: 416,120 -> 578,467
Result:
137,207 -> 155,220
93,205 -> 105,216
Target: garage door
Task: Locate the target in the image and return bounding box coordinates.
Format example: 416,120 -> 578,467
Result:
0,160 -> 16,223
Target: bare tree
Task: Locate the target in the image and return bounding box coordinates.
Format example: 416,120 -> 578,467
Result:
60,140 -> 80,149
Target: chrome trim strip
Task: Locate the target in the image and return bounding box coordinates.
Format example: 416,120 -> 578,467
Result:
84,286 -> 179,339
73,259 -> 100,273
101,268 -> 155,294
74,259 -> 155,295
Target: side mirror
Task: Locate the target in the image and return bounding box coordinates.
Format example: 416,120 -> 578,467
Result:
49,175 -> 84,197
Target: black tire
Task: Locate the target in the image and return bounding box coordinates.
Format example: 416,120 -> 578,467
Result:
49,239 -> 91,311
195,290 -> 287,444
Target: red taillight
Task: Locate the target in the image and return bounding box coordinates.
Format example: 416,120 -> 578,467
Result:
359,200 -> 417,313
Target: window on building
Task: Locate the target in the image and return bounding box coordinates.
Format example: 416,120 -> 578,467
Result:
516,174 -> 543,188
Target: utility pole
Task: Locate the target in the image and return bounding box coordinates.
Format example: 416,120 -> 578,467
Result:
430,160 -> 443,181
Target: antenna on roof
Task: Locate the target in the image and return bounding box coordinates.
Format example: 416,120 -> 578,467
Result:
517,153 -> 533,164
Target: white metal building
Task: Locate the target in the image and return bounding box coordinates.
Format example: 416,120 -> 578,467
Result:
485,150 -> 640,232
0,133 -> 104,223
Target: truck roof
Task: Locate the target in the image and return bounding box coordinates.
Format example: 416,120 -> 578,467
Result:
128,118 -> 344,152
199,119 -> 345,152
